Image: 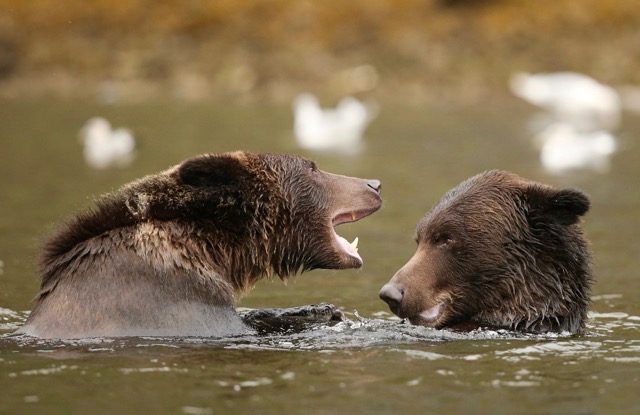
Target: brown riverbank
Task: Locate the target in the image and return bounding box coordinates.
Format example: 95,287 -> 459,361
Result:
1,0 -> 638,104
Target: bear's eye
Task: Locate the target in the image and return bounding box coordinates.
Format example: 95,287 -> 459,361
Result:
434,233 -> 454,247
309,162 -> 318,172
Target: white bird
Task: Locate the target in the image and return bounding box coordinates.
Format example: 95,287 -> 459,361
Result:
79,117 -> 136,169
510,72 -> 621,132
536,122 -> 617,174
293,93 -> 377,154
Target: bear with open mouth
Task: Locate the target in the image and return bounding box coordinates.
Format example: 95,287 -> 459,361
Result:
19,151 -> 382,339
380,170 -> 592,334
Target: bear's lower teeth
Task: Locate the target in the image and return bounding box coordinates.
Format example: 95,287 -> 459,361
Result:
350,237 -> 359,250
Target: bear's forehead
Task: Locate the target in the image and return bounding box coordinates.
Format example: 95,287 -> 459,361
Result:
417,175 -> 528,238
259,153 -> 315,170
435,185 -> 519,215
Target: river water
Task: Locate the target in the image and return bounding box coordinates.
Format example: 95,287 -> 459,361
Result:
1,97 -> 638,414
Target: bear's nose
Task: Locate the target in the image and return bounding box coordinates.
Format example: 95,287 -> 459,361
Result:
379,283 -> 403,314
367,179 -> 381,194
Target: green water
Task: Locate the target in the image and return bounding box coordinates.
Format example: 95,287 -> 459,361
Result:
1,97 -> 639,415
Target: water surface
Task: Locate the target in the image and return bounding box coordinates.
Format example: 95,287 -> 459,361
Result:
1,97 -> 639,415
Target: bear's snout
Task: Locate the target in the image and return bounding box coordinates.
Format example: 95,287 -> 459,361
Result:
379,283 -> 404,315
367,179 -> 382,194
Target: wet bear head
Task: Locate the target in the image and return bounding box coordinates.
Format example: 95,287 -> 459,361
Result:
379,170 -> 592,334
123,151 -> 383,288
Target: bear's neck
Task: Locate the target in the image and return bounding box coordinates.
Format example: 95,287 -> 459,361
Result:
473,291 -> 590,334
39,186 -> 307,296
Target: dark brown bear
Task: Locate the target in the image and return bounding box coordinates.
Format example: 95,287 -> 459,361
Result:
379,170 -> 592,334
19,151 -> 382,339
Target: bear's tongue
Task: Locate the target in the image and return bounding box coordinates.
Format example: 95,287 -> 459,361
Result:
335,234 -> 361,261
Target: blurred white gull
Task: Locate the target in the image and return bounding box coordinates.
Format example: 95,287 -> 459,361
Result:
536,122 -> 617,174
293,93 -> 377,154
79,117 -> 136,169
510,72 -> 621,132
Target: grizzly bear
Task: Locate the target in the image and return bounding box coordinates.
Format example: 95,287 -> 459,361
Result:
379,170 -> 592,334
18,151 -> 382,339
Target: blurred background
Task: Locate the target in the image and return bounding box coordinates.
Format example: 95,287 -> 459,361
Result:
2,0 -> 640,326
2,0 -> 640,331
1,2 -> 640,414
1,0 -> 639,103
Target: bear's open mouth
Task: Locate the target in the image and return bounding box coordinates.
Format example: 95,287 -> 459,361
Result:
331,209 -> 378,263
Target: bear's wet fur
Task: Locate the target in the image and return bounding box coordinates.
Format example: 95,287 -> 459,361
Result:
19,151 -> 382,339
380,170 -> 592,334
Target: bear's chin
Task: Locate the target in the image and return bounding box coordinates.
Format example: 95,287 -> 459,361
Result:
407,302 -> 445,327
304,239 -> 363,271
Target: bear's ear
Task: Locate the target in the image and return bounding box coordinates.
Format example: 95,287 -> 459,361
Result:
177,155 -> 247,188
527,185 -> 590,226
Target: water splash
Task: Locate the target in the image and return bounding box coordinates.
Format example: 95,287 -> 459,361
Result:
0,307 -> 28,332
2,306 -> 637,357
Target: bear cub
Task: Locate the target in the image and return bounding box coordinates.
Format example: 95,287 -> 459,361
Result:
19,151 -> 382,339
380,170 -> 592,334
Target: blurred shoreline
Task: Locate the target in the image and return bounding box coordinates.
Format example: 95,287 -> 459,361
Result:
1,0 -> 639,105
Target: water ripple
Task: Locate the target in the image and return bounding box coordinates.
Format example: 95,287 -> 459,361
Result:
1,307 -> 638,357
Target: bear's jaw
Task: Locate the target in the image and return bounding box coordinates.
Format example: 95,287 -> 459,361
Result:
408,302 -> 444,326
